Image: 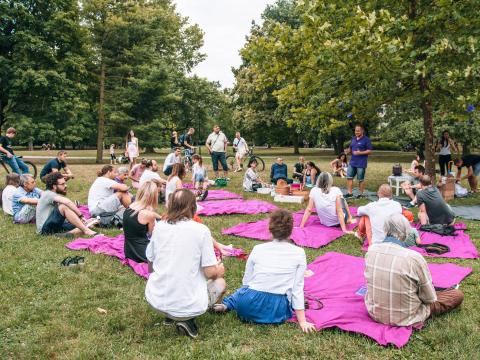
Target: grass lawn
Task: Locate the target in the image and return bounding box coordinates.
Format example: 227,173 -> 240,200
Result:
1,150 -> 479,359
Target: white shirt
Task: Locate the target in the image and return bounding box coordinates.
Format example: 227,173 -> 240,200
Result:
165,176 -> 180,205
163,153 -> 180,172
2,185 -> 17,215
243,168 -> 259,191
206,131 -> 228,153
439,141 -> 451,156
357,198 -> 402,244
87,177 -> 117,212
145,220 -> 217,318
139,169 -> 161,186
233,137 -> 247,154
309,186 -> 343,226
243,240 -> 306,310
192,163 -> 207,180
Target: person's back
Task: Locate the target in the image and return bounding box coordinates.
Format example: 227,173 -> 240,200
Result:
87,176 -> 115,212
416,186 -> 454,225
2,174 -> 19,215
309,186 -> 343,226
358,198 -> 402,244
271,162 -> 287,180
165,176 -> 180,203
123,207 -> 149,262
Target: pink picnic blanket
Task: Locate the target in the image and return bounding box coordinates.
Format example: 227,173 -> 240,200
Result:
298,252 -> 472,347
362,223 -> 479,259
66,234 -> 246,279
182,184 -> 242,200
222,208 -> 357,248
78,205 -> 91,219
197,199 -> 277,216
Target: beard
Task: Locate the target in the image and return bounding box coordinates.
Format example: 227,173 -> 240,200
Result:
56,188 -> 67,195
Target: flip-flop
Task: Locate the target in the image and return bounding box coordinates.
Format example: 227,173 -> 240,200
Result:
84,232 -> 102,238
61,256 -> 74,266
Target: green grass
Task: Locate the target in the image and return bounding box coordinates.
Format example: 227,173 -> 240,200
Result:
1,151 -> 479,359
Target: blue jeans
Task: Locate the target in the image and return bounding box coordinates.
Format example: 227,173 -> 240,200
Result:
41,205 -> 75,234
3,155 -> 30,174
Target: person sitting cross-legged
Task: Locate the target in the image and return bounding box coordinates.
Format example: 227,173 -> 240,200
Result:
12,174 -> 42,224
292,156 -> 305,182
299,172 -> 355,233
145,189 -> 226,339
213,209 -> 316,333
2,173 -> 20,216
36,172 -> 99,237
365,213 -> 464,327
401,164 -> 425,207
416,175 -> 454,225
270,157 -> 292,185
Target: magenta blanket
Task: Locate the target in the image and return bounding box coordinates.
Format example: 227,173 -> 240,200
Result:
362,223 -> 478,259
222,209 -> 357,248
203,189 -> 242,200
298,252 -> 472,347
197,199 -> 277,216
78,205 -> 91,219
66,234 -> 246,279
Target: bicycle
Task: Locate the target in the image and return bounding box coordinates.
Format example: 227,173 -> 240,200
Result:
226,146 -> 265,172
0,156 -> 38,179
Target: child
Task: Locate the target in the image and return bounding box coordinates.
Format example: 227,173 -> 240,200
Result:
165,163 -> 186,206
110,144 -> 117,165
191,154 -> 209,199
243,158 -> 263,192
2,173 -> 20,215
213,209 -> 316,333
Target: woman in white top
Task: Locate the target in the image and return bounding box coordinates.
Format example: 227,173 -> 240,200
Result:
165,163 -> 186,206
243,158 -> 263,192
125,130 -> 139,170
299,172 -> 355,233
214,209 -> 316,333
2,173 -> 20,215
436,130 -> 458,176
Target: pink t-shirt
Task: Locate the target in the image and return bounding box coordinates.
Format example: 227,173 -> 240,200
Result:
130,165 -> 145,188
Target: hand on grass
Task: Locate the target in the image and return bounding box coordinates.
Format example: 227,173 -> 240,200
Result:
299,321 -> 316,333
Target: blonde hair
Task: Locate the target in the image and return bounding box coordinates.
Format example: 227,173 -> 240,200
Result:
129,181 -> 158,214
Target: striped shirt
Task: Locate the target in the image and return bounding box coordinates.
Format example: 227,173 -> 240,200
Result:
364,242 -> 437,326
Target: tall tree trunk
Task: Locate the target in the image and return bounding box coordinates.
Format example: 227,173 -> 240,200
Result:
0,99 -> 5,131
28,139 -> 33,151
420,76 -> 435,184
293,134 -> 300,155
462,142 -> 470,156
96,63 -> 106,164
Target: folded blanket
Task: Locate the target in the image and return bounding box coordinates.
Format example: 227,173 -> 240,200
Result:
197,199 -> 277,216
222,208 -> 357,249
66,234 -> 246,279
296,252 -> 472,347
362,222 -> 478,259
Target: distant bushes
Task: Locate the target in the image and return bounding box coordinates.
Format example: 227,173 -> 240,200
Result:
343,141 -> 401,151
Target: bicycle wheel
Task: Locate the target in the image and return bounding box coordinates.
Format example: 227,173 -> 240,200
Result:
250,156 -> 265,171
24,161 -> 38,179
226,155 -> 236,171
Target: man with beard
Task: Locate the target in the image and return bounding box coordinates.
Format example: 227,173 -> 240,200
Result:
36,172 -> 99,237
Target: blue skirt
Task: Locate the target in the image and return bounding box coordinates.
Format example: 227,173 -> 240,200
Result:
222,287 -> 293,324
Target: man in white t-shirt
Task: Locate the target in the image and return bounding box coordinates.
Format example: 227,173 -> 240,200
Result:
139,160 -> 166,187
299,172 -> 355,233
163,148 -> 181,176
357,184 -> 402,245
145,189 -> 226,338
233,132 -> 249,172
2,173 -> 20,215
206,124 -> 229,179
88,165 -> 132,216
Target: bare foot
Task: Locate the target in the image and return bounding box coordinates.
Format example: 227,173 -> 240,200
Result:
304,269 -> 315,278
212,303 -> 227,313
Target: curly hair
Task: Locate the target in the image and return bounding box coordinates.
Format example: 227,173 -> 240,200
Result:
269,209 -> 293,241
45,172 -> 64,190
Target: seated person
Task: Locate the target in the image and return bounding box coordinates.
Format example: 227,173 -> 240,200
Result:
243,158 -> 265,192
165,163 -> 186,205
114,166 -> 129,185
36,172 -> 98,236
124,180 -> 162,263
301,161 -> 321,190
270,157 -> 292,184
191,154 -> 209,193
330,152 -> 348,177
299,172 -> 355,233
292,156 -> 305,182
213,209 -> 316,333
12,174 -> 42,224
87,165 -> 131,217
365,213 -> 464,326
139,160 -> 166,187
163,147 -> 181,176
356,184 -> 402,245
39,150 -> 74,182
2,173 -> 20,215
401,165 -> 425,205
417,175 -> 454,225
145,189 -> 226,339
406,152 -> 425,174
454,155 -> 480,192
129,158 -> 148,189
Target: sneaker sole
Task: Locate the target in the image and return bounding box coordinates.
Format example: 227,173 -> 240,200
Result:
176,323 -> 198,339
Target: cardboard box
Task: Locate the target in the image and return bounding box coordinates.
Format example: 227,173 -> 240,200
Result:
438,177 -> 455,201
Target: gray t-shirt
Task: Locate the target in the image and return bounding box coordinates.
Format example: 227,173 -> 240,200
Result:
35,190 -> 58,233
416,186 -> 454,225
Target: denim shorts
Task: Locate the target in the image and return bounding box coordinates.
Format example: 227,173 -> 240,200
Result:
346,165 -> 366,181
194,173 -> 205,182
41,205 -> 75,234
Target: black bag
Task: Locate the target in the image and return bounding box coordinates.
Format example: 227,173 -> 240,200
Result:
252,183 -> 262,192
420,224 -> 457,236
417,243 -> 450,255
392,163 -> 402,176
97,209 -> 124,228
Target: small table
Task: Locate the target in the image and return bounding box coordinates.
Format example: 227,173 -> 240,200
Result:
388,174 -> 411,197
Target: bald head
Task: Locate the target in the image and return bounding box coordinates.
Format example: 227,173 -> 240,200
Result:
377,184 -> 392,199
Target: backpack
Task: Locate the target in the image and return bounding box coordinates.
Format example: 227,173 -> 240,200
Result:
214,178 -> 228,187
392,164 -> 402,176
97,209 -> 124,228
420,224 -> 457,236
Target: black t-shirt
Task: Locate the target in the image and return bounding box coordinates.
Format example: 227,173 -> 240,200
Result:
460,154 -> 480,168
170,136 -> 180,149
40,158 -> 66,178
0,135 -> 14,155
294,162 -> 304,174
181,133 -> 193,148
416,187 -> 454,225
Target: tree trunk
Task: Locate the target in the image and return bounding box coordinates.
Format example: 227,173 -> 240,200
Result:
96,63 -> 106,164
462,142 -> 470,156
293,134 -> 300,155
28,139 -> 33,151
420,76 -> 435,184
0,99 -> 5,131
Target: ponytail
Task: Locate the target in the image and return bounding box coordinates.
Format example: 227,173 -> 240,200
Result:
98,165 -> 113,177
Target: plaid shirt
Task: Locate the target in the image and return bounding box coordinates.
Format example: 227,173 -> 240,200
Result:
364,242 -> 437,326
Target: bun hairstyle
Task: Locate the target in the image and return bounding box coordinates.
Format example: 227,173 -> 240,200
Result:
269,209 -> 294,241
98,165 -> 114,177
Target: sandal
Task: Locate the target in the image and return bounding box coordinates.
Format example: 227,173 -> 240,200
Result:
60,256 -> 85,267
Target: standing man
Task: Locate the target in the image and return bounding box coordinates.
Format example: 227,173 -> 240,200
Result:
0,127 -> 30,174
39,150 -> 74,182
345,124 -> 373,198
206,125 -> 229,179
232,132 -> 249,172
454,155 -> 480,193
180,128 -> 196,156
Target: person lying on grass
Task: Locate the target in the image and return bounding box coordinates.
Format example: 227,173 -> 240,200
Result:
299,172 -> 355,233
145,189 -> 226,339
36,172 -> 99,237
213,209 -> 316,333
12,174 -> 42,224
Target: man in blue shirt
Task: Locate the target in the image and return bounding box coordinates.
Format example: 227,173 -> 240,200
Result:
12,174 -> 42,223
39,150 -> 74,182
270,157 -> 292,184
345,124 -> 373,198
